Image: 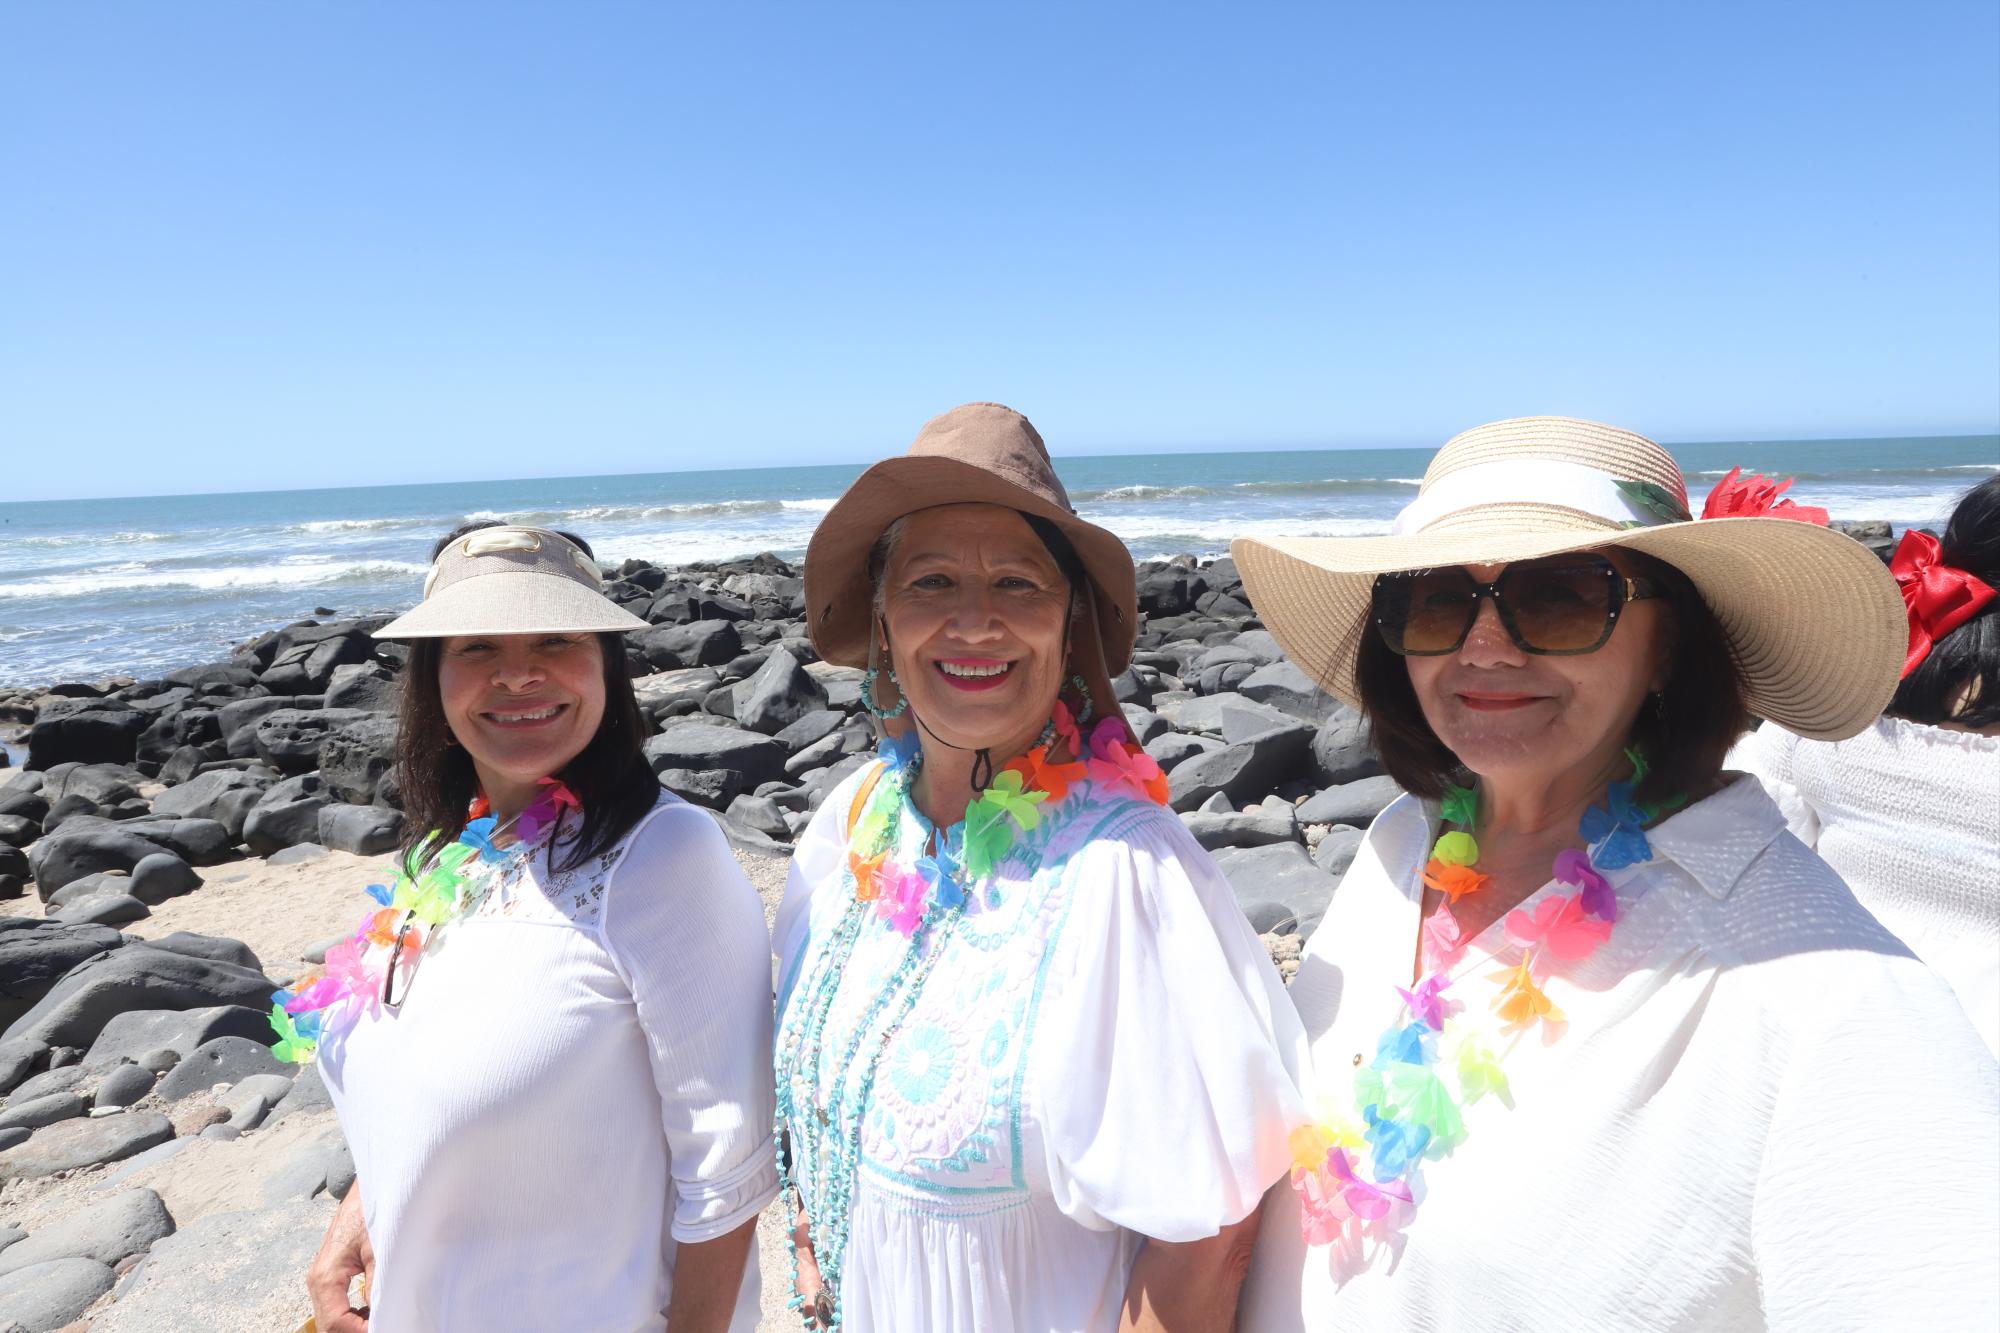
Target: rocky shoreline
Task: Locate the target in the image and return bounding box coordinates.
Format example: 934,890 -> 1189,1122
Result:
0,520 -> 1900,1331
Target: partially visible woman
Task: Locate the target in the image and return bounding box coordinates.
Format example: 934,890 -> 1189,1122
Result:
774,403 -> 1304,1332
1234,418 -> 1998,1331
295,523 -> 777,1332
1731,475 -> 2000,1056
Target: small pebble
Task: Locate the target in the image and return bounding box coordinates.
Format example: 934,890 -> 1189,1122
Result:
199,1123 -> 240,1142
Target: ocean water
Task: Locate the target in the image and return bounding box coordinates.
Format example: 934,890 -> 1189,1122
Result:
0,435 -> 1992,689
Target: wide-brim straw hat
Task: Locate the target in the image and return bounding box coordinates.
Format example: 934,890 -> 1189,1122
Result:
806,402 -> 1139,675
375,525 -> 648,640
1232,416 -> 1905,741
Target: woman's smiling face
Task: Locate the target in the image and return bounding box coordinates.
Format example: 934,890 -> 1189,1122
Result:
877,504 -> 1073,757
437,632 -> 606,796
1403,551 -> 1669,795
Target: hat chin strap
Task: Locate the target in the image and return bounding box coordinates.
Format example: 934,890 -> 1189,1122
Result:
1391,459 -> 1678,536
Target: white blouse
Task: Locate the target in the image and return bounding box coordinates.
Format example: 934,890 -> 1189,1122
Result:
321,793 -> 779,1332
773,762 -> 1306,1333
1241,777 -> 2000,1332
1729,717 -> 2000,1057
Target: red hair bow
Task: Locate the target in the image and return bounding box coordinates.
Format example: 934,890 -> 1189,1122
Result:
1890,529 -> 1997,678
1700,468 -> 1830,525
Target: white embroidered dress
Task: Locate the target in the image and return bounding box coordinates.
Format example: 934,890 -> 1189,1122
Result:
321,793 -> 779,1332
1241,777 -> 2000,1332
774,762 -> 1305,1333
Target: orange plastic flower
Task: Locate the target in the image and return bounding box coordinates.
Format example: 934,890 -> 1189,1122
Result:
363,908 -> 402,948
848,849 -> 886,901
1422,858 -> 1490,903
1489,955 -> 1564,1030
1005,748 -> 1089,803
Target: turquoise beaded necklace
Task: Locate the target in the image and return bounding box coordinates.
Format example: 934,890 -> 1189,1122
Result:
774,745 -> 961,1329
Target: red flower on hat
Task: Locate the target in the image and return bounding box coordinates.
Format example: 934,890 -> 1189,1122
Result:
1890,529 -> 1998,678
1699,468 -> 1830,525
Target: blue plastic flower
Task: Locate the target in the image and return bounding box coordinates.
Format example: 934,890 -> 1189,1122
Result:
1579,782 -> 1653,870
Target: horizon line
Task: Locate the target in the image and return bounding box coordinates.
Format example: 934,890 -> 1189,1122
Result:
5,428 -> 1996,508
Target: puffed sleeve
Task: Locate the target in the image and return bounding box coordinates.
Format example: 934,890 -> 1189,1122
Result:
1033,809 -> 1309,1241
1726,723 -> 1820,847
602,799 -> 781,1243
1751,954 -> 2000,1327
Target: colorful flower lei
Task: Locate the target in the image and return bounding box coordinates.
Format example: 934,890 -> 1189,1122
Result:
1287,751 -> 1680,1257
846,703 -> 1167,936
269,777 -> 580,1062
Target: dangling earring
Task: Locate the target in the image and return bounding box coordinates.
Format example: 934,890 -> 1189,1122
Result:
1069,673 -> 1096,726
863,661 -> 908,720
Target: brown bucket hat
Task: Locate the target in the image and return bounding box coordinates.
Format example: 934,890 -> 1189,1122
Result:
805,402 -> 1139,677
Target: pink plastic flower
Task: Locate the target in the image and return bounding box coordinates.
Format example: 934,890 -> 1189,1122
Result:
1503,893 -> 1612,966
1086,719 -> 1168,804
875,866 -> 930,936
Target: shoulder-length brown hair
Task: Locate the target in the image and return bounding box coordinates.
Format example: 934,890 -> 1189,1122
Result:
1353,548 -> 1748,811
395,524 -> 654,875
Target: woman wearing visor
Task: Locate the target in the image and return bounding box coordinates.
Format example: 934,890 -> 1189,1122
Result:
295,522 -> 778,1333
1233,418 -> 1998,1330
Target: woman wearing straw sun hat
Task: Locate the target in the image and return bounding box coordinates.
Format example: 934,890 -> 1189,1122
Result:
1232,418 -> 1998,1331
771,403 -> 1305,1331
295,522 -> 778,1333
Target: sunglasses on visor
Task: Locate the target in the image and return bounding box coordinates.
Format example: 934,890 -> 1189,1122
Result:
1371,554 -> 1661,656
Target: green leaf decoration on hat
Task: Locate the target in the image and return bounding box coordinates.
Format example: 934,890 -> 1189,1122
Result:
1441,784 -> 1479,828
1614,480 -> 1692,525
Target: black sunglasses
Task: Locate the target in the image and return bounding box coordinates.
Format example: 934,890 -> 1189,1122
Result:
1371,554 -> 1661,656
381,911 -> 420,1009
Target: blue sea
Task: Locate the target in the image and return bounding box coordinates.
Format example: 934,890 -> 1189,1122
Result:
1,436 -> 1993,690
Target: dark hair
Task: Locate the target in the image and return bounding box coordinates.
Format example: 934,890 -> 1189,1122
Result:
1887,476 -> 2000,729
396,520 -> 655,875
1354,549 -> 1749,811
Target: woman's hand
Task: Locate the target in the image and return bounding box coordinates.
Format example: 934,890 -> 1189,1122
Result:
790,1202 -> 832,1328
305,1182 -> 374,1333
1119,1206 -> 1262,1333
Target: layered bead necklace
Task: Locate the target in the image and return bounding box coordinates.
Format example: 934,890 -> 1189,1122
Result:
774,704 -> 1168,1329
1288,750 -> 1680,1253
269,777 -> 580,1063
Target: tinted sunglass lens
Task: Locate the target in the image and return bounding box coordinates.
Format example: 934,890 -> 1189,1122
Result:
1385,569 -> 1479,654
1503,563 -> 1616,651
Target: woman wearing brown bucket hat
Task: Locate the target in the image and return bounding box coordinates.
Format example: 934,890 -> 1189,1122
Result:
1232,419 -> 1999,1330
295,523 -> 778,1332
772,404 -> 1306,1331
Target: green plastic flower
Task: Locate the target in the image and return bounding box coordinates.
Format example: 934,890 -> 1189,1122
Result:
1441,784 -> 1478,828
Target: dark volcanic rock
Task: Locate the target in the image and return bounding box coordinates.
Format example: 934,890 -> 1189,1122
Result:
1,944 -> 274,1053
317,715 -> 399,805
0,1256 -> 117,1329
643,724 -> 788,792
52,893 -> 150,927
323,661 -> 400,712
149,769 -> 273,841
1238,660 -> 1336,721
731,648 -> 829,735
217,695 -> 320,755
38,763 -> 146,809
0,1112 -> 174,1181
1310,708 -> 1383,786
0,920 -> 126,1032
129,853 -> 202,905
141,933 -> 262,973
259,623 -> 381,695
317,803 -> 403,855
242,774 -> 334,855
82,1005 -> 271,1072
633,620 -> 743,671
253,708 -> 373,775
25,701 -> 149,771
27,824 -> 173,898
1165,724 -> 1314,813
1181,807 -> 1300,850
1296,775 -> 1405,828
1213,841 -> 1337,936
156,1035 -> 288,1100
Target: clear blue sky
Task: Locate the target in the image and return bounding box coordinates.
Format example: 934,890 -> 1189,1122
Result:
3,1 -> 1996,501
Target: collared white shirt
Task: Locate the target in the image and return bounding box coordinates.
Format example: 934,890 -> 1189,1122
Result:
1242,776 -> 1999,1332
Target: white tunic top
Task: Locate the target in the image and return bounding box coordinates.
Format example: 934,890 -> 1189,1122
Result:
773,762 -> 1306,1333
1729,717 -> 2000,1057
322,793 -> 779,1332
1241,777 -> 2000,1332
